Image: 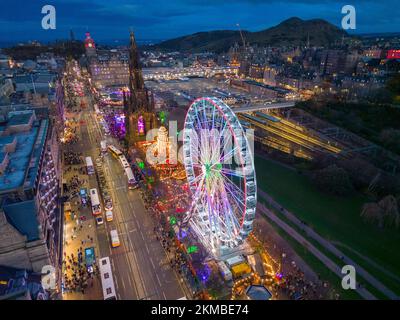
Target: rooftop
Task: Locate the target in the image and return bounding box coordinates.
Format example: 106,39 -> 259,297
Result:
0,265 -> 48,300
0,117 -> 48,193
7,113 -> 32,126
244,80 -> 291,94
14,73 -> 55,84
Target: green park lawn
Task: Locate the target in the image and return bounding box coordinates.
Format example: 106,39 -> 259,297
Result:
254,155 -> 400,295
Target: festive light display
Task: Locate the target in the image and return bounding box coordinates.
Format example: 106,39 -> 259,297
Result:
187,245 -> 199,254
138,116 -> 145,135
183,97 -> 257,255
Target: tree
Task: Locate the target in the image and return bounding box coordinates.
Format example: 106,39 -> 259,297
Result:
361,195 -> 400,228
361,202 -> 383,227
338,157 -> 378,190
311,164 -> 354,196
380,128 -> 400,155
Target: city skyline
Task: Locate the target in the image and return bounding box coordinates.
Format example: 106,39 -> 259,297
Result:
1,0 -> 400,304
0,0 -> 399,43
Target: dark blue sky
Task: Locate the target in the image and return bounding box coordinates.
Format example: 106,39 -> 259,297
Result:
0,0 -> 398,44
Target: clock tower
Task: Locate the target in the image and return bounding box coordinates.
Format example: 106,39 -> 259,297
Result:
84,32 -> 96,57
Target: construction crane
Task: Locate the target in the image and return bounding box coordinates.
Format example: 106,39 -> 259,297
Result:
236,23 -> 247,51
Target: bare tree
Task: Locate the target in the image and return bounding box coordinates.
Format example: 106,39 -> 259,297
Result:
361,195 -> 399,228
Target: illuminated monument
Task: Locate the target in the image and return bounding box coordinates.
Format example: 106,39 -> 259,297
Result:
124,31 -> 157,145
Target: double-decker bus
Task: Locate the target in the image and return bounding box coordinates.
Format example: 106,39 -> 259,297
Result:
118,155 -> 130,169
90,188 -> 102,216
108,145 -> 122,158
124,167 -> 137,189
85,156 -> 94,175
99,257 -> 117,300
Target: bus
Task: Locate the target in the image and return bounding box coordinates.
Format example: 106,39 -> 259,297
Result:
100,140 -> 107,153
125,167 -> 137,190
108,145 -> 122,158
85,156 -> 94,175
119,155 -> 130,169
110,230 -> 120,248
90,188 -> 102,216
99,257 -> 117,300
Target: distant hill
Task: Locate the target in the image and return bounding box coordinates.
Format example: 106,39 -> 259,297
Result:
150,17 -> 348,53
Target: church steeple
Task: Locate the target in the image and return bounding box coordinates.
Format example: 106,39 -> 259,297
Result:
125,30 -> 157,146
128,30 -> 147,112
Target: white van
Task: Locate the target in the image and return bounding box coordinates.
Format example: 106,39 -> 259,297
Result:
110,229 -> 120,248
106,210 -> 113,222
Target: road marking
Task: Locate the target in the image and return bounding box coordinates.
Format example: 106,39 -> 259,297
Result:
121,278 -> 126,291
156,274 -> 162,287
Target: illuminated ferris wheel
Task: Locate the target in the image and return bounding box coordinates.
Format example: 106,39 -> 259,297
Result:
182,97 -> 257,254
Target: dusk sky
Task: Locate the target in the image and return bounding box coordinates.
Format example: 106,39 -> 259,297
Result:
0,0 -> 398,44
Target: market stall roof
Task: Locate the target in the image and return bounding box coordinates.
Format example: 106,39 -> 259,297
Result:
245,285 -> 272,300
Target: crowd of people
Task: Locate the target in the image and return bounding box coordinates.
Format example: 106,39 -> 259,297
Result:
273,263 -> 335,300
64,151 -> 84,166
62,250 -> 98,294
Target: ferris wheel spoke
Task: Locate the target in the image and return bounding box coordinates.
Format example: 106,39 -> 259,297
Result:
221,167 -> 246,178
222,175 -> 246,202
224,185 -> 246,212
219,144 -> 241,165
194,103 -> 206,131
211,101 -> 217,131
210,135 -> 221,165
221,175 -> 246,207
216,185 -> 241,235
190,172 -> 205,185
219,128 -> 233,160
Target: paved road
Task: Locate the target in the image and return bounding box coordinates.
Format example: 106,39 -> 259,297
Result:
258,189 -> 399,300
81,101 -> 185,300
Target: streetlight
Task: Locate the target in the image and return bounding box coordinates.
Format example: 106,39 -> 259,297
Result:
281,252 -> 286,276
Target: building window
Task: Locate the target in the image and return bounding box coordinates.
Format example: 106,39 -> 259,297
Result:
106,287 -> 112,294
104,272 -> 110,279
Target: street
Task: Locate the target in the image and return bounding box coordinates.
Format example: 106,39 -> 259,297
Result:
72,97 -> 185,300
